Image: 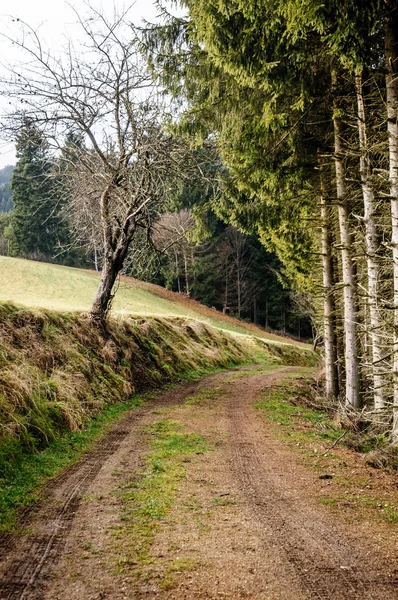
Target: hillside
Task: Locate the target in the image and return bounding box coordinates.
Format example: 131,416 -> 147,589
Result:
0,256 -> 305,346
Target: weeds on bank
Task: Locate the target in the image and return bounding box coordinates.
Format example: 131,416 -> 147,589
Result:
113,419 -> 211,579
256,374 -> 398,525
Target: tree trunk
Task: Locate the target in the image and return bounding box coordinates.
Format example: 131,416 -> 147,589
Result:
184,251 -> 189,295
236,264 -> 241,318
93,244 -> 99,272
174,249 -> 181,293
223,258 -> 228,313
385,0 -> 398,440
91,183 -> 125,322
355,71 -> 385,410
332,68 -> 361,409
320,169 -> 339,398
91,253 -> 121,321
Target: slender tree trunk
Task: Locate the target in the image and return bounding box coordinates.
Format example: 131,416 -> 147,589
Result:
320,168 -> 339,398
332,68 -> 361,409
236,259 -> 241,317
237,276 -> 241,317
191,246 -> 196,290
385,0 -> 398,440
174,249 -> 181,293
223,258 -> 228,313
183,251 -> 189,295
93,244 -> 99,272
355,71 -> 385,409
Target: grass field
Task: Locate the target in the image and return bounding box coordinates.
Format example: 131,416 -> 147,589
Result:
0,256 -> 304,346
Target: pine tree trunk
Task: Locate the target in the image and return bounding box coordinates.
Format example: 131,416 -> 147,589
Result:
385,0 -> 398,440
355,71 -> 385,410
320,170 -> 339,398
332,69 -> 361,409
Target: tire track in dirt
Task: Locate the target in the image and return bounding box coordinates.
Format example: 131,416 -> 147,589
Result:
0,380 -> 202,600
226,368 -> 397,600
0,415 -> 143,600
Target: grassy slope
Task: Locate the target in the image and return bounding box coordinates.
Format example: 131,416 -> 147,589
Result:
0,256 -> 304,346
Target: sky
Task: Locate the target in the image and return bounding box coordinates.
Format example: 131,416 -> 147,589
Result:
0,0 -> 178,168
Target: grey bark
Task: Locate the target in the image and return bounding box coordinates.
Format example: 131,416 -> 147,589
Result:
385,0 -> 398,440
355,71 -> 385,410
320,168 -> 339,398
332,69 -> 361,409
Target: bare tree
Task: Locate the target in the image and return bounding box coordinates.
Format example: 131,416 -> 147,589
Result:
153,209 -> 195,294
222,226 -> 255,318
0,5 -> 192,321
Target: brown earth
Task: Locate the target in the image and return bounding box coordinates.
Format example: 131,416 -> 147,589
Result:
0,366 -> 397,600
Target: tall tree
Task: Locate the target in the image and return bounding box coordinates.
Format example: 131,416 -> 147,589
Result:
0,165 -> 14,213
332,68 -> 361,409
384,0 -> 398,439
10,120 -> 58,259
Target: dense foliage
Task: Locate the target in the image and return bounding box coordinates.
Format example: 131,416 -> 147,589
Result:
142,0 -> 398,439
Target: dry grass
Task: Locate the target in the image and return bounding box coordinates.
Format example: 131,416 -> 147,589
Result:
0,302 -> 313,465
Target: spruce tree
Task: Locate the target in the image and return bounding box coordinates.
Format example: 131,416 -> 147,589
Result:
10,120 -> 59,260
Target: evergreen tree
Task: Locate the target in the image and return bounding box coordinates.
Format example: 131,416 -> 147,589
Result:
10,120 -> 60,260
0,165 -> 14,213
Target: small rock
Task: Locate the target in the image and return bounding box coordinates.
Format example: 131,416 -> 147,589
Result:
319,474 -> 333,480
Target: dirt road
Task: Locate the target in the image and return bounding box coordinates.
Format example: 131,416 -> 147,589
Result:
0,366 -> 397,599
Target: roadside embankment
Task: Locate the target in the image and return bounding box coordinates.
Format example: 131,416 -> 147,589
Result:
0,302 -> 315,479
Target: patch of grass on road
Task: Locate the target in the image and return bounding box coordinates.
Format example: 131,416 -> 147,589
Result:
114,419 -> 211,575
184,386 -> 225,406
255,371 -> 342,445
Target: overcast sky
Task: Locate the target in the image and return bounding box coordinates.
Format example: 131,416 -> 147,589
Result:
0,0 -> 178,168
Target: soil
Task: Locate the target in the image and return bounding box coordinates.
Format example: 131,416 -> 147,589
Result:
0,366 -> 397,600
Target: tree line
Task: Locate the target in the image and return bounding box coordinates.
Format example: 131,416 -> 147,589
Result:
0,121 -> 307,337
142,0 -> 398,440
